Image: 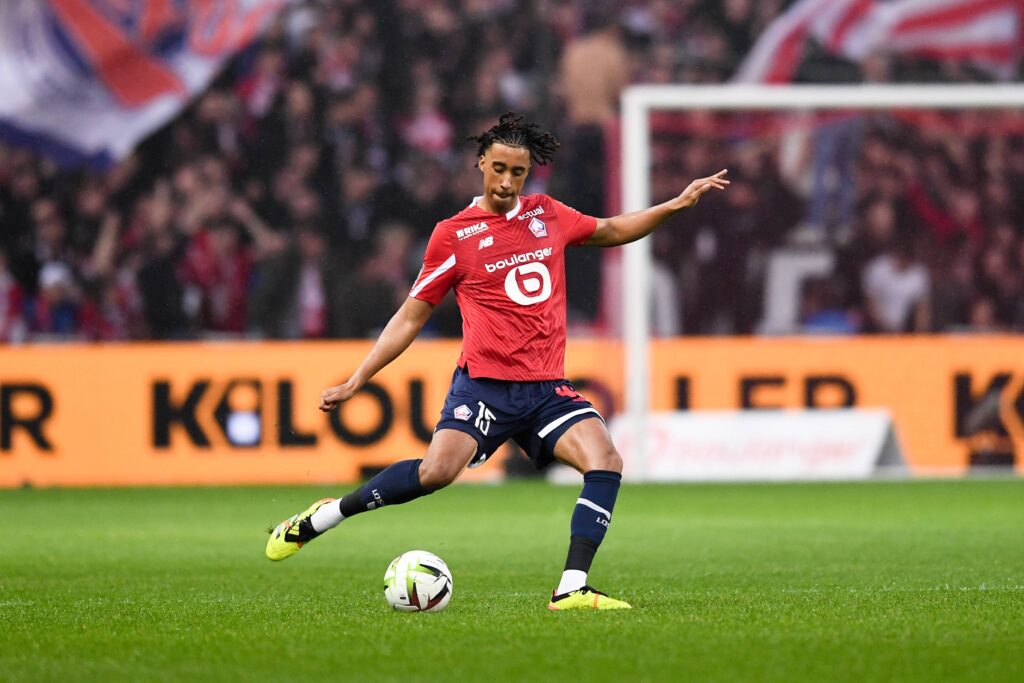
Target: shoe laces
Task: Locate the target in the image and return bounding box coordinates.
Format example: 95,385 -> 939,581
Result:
552,585 -> 610,601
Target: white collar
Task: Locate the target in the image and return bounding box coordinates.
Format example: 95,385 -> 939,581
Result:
470,196 -> 522,221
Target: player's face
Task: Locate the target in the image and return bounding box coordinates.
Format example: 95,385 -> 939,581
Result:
478,143 -> 531,213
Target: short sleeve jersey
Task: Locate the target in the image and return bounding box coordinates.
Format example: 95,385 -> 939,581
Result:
409,194 -> 597,381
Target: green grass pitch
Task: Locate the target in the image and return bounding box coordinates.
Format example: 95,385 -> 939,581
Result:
1,479 -> 1022,682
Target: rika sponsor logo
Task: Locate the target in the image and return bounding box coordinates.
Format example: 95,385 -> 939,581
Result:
453,404 -> 472,421
478,235 -> 494,250
485,247 -> 553,273
517,207 -> 545,221
456,222 -> 489,240
528,217 -> 547,238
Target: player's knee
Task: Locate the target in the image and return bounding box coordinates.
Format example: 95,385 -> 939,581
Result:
604,447 -> 624,474
418,459 -> 458,491
588,446 -> 623,474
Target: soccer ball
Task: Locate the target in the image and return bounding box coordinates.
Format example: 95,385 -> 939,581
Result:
384,550 -> 453,612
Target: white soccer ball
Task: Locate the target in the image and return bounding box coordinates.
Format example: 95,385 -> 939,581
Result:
384,550 -> 453,613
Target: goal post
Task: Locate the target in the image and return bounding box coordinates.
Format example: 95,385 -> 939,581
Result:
619,83 -> 1024,469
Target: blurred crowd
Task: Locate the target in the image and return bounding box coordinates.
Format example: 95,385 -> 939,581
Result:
647,110 -> 1024,335
1,0 -> 1021,343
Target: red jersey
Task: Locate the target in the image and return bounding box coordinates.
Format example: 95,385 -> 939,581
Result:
410,194 -> 597,381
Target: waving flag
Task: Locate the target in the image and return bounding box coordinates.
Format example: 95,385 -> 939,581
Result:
736,0 -> 1022,83
0,0 -> 292,167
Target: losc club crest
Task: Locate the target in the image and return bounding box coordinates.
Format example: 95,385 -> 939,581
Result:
528,217 -> 547,238
453,404 -> 472,421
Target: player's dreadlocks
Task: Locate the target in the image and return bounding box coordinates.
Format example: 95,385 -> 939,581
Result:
468,112 -> 560,165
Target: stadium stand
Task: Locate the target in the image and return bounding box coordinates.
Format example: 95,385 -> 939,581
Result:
0,0 -> 1021,342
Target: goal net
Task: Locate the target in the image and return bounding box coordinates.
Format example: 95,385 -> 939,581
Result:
616,84 -> 1024,468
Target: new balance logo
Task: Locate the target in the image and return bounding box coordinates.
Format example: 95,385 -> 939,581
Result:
478,235 -> 494,250
456,222 -> 489,240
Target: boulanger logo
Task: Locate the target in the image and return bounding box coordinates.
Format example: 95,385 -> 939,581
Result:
505,263 -> 552,306
484,247 -> 552,273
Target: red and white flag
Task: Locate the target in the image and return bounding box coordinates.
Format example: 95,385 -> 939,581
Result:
736,0 -> 1022,83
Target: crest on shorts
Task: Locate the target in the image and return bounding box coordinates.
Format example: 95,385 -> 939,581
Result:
555,385 -> 587,402
528,217 -> 547,238
453,404 -> 472,421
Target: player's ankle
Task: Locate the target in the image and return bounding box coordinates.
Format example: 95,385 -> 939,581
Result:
296,518 -> 322,542
309,498 -> 344,533
555,569 -> 587,596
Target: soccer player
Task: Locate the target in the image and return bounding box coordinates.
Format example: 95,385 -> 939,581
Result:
266,113 -> 728,610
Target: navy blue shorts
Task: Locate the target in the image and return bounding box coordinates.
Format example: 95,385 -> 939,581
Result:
436,366 -> 604,470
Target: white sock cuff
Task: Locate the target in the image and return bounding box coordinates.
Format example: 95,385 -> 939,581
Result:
556,569 -> 587,596
309,500 -> 344,533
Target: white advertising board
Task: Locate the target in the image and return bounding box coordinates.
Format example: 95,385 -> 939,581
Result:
551,410 -> 904,483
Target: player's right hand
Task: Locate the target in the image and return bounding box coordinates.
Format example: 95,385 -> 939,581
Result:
319,380 -> 361,412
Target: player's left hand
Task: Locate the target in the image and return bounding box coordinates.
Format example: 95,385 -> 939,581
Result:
672,169 -> 729,210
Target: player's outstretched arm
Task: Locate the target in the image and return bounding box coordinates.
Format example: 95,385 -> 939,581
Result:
584,170 -> 729,248
319,297 -> 436,412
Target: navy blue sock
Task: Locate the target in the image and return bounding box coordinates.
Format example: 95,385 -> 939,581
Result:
563,470 -> 621,573
337,459 -> 431,518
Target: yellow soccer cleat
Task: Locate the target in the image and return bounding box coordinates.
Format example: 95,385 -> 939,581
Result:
265,498 -> 335,561
547,586 -> 632,611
